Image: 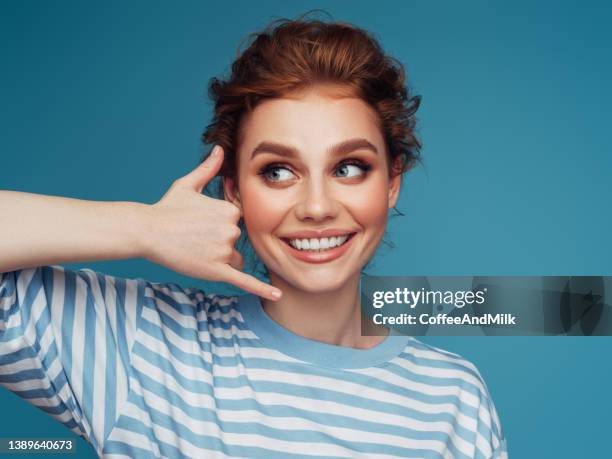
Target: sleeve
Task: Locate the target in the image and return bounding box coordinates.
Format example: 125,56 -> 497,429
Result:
0,265 -> 150,454
472,370 -> 508,459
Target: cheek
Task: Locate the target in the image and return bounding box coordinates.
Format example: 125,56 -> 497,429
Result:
346,179 -> 390,230
239,182 -> 284,237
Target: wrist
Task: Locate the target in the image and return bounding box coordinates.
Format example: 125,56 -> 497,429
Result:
120,201 -> 153,259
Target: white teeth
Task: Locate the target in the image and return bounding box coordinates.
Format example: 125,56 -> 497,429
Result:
287,235 -> 351,251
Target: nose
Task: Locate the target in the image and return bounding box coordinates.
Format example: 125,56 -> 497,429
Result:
293,176 -> 341,222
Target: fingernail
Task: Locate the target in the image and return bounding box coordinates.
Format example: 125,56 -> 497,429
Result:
271,290 -> 282,299
211,146 -> 220,157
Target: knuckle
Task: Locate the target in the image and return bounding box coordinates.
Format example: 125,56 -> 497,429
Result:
172,177 -> 185,187
219,245 -> 234,260
224,202 -> 241,220
230,226 -> 241,240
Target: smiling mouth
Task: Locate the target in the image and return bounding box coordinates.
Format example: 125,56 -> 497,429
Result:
280,233 -> 357,253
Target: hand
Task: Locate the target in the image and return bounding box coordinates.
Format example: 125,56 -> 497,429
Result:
142,146 -> 282,301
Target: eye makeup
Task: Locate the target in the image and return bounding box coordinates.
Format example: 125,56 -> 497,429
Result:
256,158 -> 373,183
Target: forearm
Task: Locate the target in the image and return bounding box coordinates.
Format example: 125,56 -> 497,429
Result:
0,190 -> 148,272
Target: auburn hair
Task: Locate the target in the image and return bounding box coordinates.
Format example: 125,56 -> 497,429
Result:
202,14 -> 422,183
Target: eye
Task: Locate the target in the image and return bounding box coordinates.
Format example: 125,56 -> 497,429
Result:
258,164 -> 295,182
257,159 -> 372,183
335,160 -> 372,178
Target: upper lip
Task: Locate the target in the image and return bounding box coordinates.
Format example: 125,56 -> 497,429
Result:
281,229 -> 356,240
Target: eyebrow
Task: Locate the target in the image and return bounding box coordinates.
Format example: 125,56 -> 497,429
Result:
250,138 -> 379,160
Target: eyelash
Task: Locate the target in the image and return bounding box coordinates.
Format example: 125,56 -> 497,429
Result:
257,159 -> 372,182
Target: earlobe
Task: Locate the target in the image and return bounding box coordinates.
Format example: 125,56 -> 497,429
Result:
388,155 -> 402,208
388,173 -> 401,208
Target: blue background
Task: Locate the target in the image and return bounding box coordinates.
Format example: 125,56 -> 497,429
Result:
1,1 -> 611,457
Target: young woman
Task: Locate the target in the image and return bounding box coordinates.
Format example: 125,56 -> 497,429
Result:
0,17 -> 507,459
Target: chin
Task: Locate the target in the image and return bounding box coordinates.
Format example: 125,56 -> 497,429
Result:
292,282 -> 345,295
279,268 -> 359,294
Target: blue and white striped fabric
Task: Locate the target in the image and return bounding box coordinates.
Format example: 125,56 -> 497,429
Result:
0,266 -> 507,458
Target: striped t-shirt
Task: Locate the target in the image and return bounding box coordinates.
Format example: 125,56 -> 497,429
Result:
0,266 -> 507,458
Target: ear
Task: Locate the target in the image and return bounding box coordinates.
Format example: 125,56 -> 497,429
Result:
222,176 -> 242,214
388,158 -> 402,208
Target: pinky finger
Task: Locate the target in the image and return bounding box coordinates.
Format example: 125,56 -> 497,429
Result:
218,265 -> 282,301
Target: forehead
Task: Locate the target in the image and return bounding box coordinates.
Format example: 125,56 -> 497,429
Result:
237,87 -> 385,159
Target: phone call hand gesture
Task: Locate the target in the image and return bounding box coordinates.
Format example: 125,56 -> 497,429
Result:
144,146 -> 282,301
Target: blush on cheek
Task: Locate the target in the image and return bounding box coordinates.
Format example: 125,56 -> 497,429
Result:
345,184 -> 391,258
243,190 -> 287,222
350,184 -> 389,226
239,187 -> 285,256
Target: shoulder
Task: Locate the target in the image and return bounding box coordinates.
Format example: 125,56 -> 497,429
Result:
395,338 -> 507,456
397,337 -> 488,391
393,338 -> 499,424
141,281 -> 242,321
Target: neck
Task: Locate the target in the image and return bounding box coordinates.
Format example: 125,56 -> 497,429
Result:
261,272 -> 388,349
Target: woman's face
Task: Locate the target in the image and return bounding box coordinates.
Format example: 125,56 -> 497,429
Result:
224,85 -> 401,293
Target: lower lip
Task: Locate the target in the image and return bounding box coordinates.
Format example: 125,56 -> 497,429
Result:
280,234 -> 356,264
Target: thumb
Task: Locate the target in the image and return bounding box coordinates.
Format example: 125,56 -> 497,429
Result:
180,145 -> 224,193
